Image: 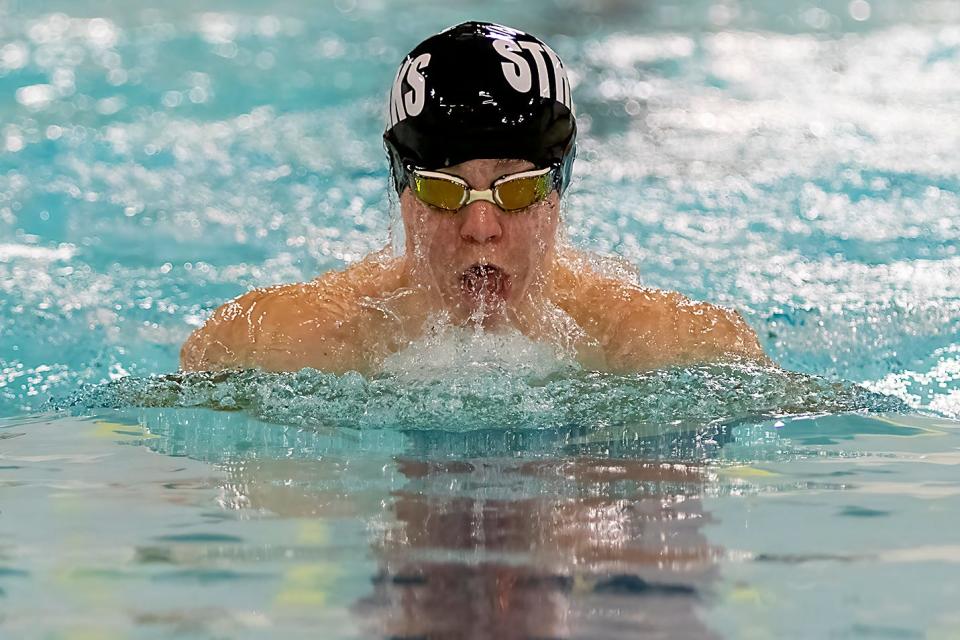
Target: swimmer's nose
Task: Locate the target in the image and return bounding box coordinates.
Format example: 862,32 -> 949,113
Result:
459,200 -> 503,244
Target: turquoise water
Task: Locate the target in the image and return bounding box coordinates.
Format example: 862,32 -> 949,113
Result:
2,0 -> 960,637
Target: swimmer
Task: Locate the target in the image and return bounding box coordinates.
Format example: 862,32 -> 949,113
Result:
180,21 -> 771,375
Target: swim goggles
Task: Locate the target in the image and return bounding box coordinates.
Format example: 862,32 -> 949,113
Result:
407,165 -> 556,212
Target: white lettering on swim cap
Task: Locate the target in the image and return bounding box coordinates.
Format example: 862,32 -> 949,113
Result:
492,38 -> 573,110
388,53 -> 431,127
492,39 -> 532,93
541,43 -> 573,110
404,53 -> 430,117
389,57 -> 412,127
519,42 -> 551,99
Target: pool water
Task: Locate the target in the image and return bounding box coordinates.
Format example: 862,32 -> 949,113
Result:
2,0 -> 960,638
4,410 -> 960,638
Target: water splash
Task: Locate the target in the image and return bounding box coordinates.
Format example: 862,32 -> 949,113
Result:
57,360 -> 907,434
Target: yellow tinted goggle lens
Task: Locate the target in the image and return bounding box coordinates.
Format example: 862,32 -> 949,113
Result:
412,174 -> 466,210
494,172 -> 552,210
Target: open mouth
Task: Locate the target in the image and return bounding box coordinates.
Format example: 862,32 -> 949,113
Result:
460,263 -> 509,301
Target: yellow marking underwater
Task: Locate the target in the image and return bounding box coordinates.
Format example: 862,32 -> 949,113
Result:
274,562 -> 341,608
296,520 -> 330,546
89,420 -> 157,441
718,465 -> 779,479
728,584 -> 778,640
274,522 -> 339,608
728,584 -> 775,606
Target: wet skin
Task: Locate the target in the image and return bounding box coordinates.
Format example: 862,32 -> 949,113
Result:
180,158 -> 771,374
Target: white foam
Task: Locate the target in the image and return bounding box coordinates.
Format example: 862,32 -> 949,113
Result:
380,322 -> 576,383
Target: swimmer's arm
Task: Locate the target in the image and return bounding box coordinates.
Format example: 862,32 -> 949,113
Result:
604,288 -> 772,372
179,284 -> 368,374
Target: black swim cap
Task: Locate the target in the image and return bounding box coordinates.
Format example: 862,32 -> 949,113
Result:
384,21 -> 577,195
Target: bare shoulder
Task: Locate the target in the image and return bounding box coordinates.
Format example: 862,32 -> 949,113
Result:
179,252 -> 407,373
551,249 -> 770,371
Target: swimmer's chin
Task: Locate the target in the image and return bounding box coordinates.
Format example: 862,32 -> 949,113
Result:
447,295 -> 512,329
415,263 -> 539,325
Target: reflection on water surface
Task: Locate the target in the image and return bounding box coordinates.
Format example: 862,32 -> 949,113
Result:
2,409 -> 960,638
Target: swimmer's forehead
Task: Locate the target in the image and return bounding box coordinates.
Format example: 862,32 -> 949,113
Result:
437,158 -> 536,179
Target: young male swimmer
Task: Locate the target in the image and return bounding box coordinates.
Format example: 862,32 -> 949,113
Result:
180,22 -> 770,375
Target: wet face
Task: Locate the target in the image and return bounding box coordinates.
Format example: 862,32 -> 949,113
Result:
400,158 -> 561,322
